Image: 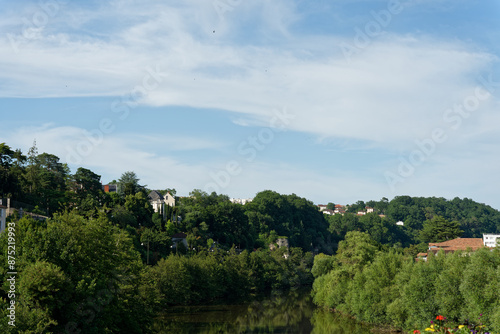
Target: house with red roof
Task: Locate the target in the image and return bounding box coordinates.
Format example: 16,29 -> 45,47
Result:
416,236 -> 492,261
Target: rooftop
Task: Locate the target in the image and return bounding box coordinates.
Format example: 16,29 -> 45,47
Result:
428,237 -> 485,253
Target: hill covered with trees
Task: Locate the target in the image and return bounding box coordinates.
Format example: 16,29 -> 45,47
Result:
1,141 -> 500,332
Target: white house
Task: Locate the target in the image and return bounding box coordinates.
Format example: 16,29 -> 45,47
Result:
483,234 -> 500,248
317,204 -> 327,211
148,191 -> 176,219
230,198 -> 253,205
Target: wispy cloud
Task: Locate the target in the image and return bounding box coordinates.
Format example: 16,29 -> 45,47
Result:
1,0 -> 499,206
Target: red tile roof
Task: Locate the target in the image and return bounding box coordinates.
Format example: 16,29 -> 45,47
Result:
428,238 -> 484,254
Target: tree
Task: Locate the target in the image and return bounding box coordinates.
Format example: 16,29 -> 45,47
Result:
124,192 -> 154,228
336,231 -> 378,275
0,143 -> 25,197
118,171 -> 143,196
419,215 -> 463,243
74,167 -> 102,197
326,202 -> 335,210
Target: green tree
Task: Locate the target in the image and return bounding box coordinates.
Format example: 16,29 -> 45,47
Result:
73,167 -> 103,199
118,171 -> 143,196
0,213 -> 151,333
336,231 -> 378,275
419,215 -> 463,243
124,192 -> 154,228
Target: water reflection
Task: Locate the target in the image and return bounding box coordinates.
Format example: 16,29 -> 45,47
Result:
153,289 -> 374,334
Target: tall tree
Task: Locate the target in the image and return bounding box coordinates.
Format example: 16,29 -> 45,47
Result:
118,171 -> 143,195
419,215 -> 463,243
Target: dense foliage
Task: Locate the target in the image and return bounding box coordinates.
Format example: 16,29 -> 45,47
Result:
0,213 -> 150,333
144,247 -> 313,307
311,231 -> 500,333
327,196 -> 500,250
2,141 -> 500,332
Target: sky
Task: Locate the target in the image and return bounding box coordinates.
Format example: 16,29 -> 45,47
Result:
1,0 -> 499,208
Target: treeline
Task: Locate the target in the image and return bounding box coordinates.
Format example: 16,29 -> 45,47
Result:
144,247 -> 313,306
0,212 -> 313,333
311,231 -> 500,332
176,189 -> 332,253
327,195 -> 500,251
2,141 -> 500,256
348,196 -> 500,238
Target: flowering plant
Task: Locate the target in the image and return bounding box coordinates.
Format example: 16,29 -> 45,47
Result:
452,314 -> 493,334
423,315 -> 451,333
412,314 -> 496,334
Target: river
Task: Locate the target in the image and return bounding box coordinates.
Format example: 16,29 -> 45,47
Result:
152,289 -> 376,333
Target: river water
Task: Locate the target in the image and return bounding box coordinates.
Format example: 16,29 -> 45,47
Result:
152,289 -> 375,333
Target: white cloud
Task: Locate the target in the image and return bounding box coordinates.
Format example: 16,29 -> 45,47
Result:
0,1 -> 496,151
1,0 -> 500,208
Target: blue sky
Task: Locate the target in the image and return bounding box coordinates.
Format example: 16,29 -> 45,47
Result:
1,0 -> 499,208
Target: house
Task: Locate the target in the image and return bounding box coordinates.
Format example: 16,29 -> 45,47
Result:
230,198 -> 253,205
396,221 -> 404,226
323,209 -> 335,215
317,204 -> 327,211
357,211 -> 366,216
164,192 -> 176,207
171,232 -> 188,250
366,207 -> 374,213
417,237 -> 489,261
483,234 -> 500,248
428,237 -> 485,255
276,238 -> 289,248
416,252 -> 428,261
148,190 -> 176,218
334,205 -> 346,215
103,184 -> 117,193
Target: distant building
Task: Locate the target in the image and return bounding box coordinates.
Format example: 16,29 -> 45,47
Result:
103,184 -> 117,193
366,207 -> 374,213
396,221 -> 404,226
323,209 -> 335,215
427,238 -> 485,255
148,191 -> 176,219
334,205 -> 346,215
417,236 -> 491,261
317,204 -> 327,211
270,237 -> 289,251
171,232 -> 188,250
483,234 -> 500,248
230,198 -> 253,205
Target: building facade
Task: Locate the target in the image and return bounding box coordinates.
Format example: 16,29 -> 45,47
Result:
483,234 -> 500,248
